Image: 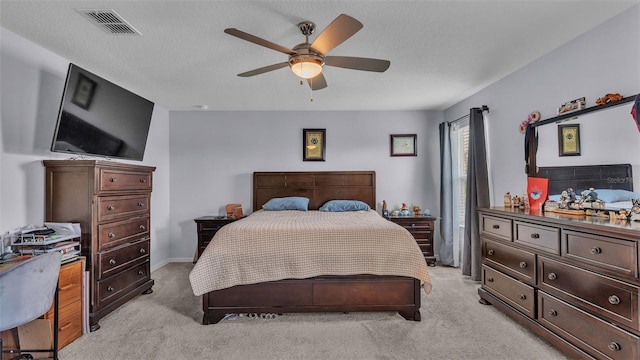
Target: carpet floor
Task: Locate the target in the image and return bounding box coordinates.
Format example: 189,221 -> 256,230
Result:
60,262 -> 568,360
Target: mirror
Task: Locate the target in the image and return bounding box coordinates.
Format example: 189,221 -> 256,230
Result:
531,102 -> 640,191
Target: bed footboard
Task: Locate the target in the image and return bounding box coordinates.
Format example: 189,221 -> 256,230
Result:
201,275 -> 421,324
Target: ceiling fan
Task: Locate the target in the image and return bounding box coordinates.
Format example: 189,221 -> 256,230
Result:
224,14 -> 390,91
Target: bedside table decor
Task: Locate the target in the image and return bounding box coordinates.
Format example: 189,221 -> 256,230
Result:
387,215 -> 437,266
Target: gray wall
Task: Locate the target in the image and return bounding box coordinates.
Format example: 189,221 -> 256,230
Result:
2,3 -> 638,267
0,28 -> 172,270
444,5 -> 640,204
168,110 -> 443,261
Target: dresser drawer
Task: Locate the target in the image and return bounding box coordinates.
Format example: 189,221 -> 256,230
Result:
539,256 -> 639,332
514,221 -> 559,255
480,215 -> 512,241
97,261 -> 150,308
415,240 -> 433,256
391,218 -> 433,231
538,291 -> 639,360
57,259 -> 83,306
98,194 -> 150,222
98,168 -> 152,192
98,239 -> 150,278
98,217 -> 150,251
45,297 -> 82,349
562,230 -> 638,278
482,265 -> 535,318
483,239 -> 536,285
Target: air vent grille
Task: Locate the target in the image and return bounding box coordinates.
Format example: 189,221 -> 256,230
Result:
76,9 -> 141,35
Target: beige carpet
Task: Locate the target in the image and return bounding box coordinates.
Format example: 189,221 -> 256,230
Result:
60,263 -> 568,360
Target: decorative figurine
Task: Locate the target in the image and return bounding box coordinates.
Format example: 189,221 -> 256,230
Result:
412,205 -> 421,216
382,200 -> 389,218
400,203 -> 411,216
504,192 -> 512,208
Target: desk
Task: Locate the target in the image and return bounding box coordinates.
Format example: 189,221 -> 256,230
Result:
1,256 -> 84,359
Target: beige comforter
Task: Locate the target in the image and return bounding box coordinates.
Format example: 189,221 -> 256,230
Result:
189,210 -> 431,296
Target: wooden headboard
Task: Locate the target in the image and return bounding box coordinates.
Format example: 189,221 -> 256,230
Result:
536,164 -> 633,195
253,171 -> 376,211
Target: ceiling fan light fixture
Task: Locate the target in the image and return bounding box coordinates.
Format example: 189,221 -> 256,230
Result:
289,55 -> 324,79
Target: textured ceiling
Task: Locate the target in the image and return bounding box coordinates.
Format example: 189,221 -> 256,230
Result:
0,1 -> 636,111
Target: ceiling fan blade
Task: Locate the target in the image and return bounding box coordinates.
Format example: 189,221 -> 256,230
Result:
224,28 -> 295,55
237,62 -> 289,77
307,73 -> 327,90
325,56 -> 390,72
310,14 -> 363,54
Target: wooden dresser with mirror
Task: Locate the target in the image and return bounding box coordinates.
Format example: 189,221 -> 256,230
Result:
478,207 -> 640,359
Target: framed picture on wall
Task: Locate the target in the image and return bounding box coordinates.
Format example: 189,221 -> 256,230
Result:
390,134 -> 417,157
303,128 -> 326,161
558,124 -> 580,156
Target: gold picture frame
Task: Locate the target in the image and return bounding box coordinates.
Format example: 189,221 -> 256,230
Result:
390,134 -> 417,157
303,128 -> 325,161
558,124 -> 580,156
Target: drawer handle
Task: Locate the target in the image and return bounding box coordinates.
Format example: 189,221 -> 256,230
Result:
518,294 -> 527,300
60,284 -> 74,291
138,270 -> 145,276
548,272 -> 557,280
59,322 -> 73,331
140,178 -> 147,183
492,224 -> 500,229
590,247 -> 602,255
138,202 -> 144,207
107,286 -> 115,292
487,249 -> 495,256
411,224 -> 416,228
109,259 -> 116,265
530,233 -> 540,239
486,277 -> 494,283
548,310 -> 557,317
519,261 -> 527,269
108,232 -> 115,238
107,205 -> 115,211
608,295 -> 621,305
608,342 -> 621,352
140,225 -> 146,230
110,177 -> 117,182
139,248 -> 146,254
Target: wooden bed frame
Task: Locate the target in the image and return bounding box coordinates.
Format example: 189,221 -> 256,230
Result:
201,171 -> 422,324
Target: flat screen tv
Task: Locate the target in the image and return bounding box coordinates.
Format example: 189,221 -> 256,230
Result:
51,63 -> 154,161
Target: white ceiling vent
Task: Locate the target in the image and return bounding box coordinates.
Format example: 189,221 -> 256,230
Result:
76,9 -> 141,35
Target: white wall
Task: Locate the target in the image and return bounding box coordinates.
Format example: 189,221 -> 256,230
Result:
444,5 -> 640,204
168,110 -> 443,260
0,28 -> 172,270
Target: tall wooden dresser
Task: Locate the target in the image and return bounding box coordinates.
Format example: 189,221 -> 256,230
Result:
44,160 -> 155,331
478,207 -> 640,359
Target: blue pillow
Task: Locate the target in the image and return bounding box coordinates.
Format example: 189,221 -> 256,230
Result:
262,197 -> 309,211
594,189 -> 640,203
319,200 -> 370,212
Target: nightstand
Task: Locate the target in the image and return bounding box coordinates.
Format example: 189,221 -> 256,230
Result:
388,215 -> 437,266
194,216 -> 245,262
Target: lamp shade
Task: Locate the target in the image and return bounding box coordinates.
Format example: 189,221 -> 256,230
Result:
290,60 -> 323,79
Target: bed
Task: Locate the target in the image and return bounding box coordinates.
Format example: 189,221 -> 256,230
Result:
537,163 -> 639,211
189,171 -> 431,324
